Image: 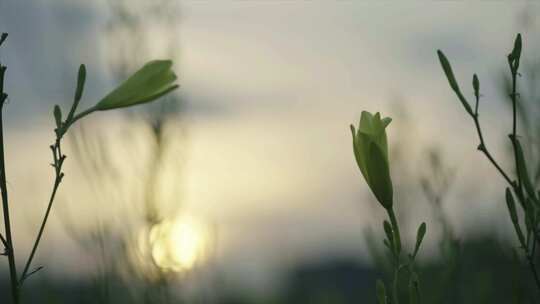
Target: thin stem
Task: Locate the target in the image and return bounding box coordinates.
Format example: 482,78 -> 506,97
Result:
387,208 -> 402,254
0,35 -> 20,303
0,231 -> 7,248
64,105 -> 96,132
20,137 -> 65,285
472,112 -> 514,186
387,207 -> 402,304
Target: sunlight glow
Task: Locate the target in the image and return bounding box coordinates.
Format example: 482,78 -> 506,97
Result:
149,216 -> 209,272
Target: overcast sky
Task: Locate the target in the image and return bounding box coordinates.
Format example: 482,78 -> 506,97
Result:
0,0 -> 539,295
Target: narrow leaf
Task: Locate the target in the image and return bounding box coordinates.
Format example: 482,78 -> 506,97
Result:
506,188 -> 518,224
437,50 -> 474,116
514,138 -> 536,200
413,222 -> 427,259
74,64 -> 86,103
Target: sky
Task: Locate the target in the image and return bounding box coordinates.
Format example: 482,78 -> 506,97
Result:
0,0 -> 539,296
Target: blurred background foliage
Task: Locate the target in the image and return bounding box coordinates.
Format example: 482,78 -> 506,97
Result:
2,1 -> 540,303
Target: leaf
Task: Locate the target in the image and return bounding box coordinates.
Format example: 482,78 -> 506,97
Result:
74,64 -> 86,103
514,139 -> 536,200
95,60 -> 178,111
413,222 -> 427,259
506,188 -> 526,247
437,50 -> 474,116
506,188 -> 518,224
67,64 -> 87,123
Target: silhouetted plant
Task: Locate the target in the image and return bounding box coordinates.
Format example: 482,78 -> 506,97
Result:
0,32 -> 178,304
350,111 -> 427,304
438,33 -> 540,293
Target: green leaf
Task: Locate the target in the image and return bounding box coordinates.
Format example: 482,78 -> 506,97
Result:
67,64 -> 87,123
514,139 -> 536,200
95,60 -> 178,111
506,188 -> 518,224
74,64 -> 86,103
437,50 -> 474,116
53,105 -> 62,129
376,280 -> 387,304
413,222 -> 427,259
506,188 -> 526,247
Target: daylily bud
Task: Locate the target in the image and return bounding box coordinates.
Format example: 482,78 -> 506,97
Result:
95,60 -> 178,111
350,111 -> 393,209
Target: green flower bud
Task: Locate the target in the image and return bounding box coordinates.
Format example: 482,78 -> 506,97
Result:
53,105 -> 62,129
472,74 -> 480,100
95,60 -> 178,111
350,111 -> 393,209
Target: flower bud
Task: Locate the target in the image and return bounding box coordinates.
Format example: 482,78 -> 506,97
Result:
351,111 -> 393,209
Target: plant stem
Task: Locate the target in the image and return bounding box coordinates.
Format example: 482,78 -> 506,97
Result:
392,267 -> 400,304
0,35 -> 20,304
509,64 -> 523,195
472,113 -> 514,186
387,208 -> 402,254
387,207 -> 402,304
20,137 -> 64,284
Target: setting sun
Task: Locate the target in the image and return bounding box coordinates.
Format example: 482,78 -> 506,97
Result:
149,216 -> 209,272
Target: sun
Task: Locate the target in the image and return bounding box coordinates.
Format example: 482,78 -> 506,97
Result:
149,215 -> 209,272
